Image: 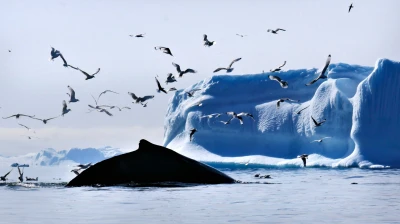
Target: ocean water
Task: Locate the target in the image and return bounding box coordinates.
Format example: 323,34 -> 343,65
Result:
0,166 -> 399,224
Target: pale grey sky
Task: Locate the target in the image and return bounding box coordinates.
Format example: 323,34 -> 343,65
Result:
0,0 -> 399,155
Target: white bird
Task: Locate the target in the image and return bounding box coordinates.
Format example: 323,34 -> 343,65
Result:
269,75 -> 288,88
214,58 -> 242,73
277,98 -> 299,108
311,137 -> 332,143
267,28 -> 286,34
203,34 -> 216,47
128,92 -> 154,103
67,86 -> 79,103
270,61 -> 286,72
306,55 -> 331,86
61,100 -> 71,116
237,112 -> 255,121
172,63 -> 197,78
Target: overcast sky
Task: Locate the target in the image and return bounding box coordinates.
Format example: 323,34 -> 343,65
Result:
0,0 -> 399,155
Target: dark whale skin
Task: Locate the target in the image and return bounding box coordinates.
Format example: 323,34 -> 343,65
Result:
66,139 -> 235,187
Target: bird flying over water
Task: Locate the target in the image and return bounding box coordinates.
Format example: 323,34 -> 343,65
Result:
214,58 -> 242,73
155,46 -> 173,56
155,77 -> 167,94
306,55 -> 331,86
189,128 -> 197,141
203,34 -> 215,47
172,63 -> 197,78
311,137 -> 332,143
67,86 -> 79,103
128,92 -> 154,103
348,3 -> 354,13
270,61 -> 286,72
297,154 -> 308,167
267,28 -> 286,34
269,75 -> 288,88
311,116 -> 326,127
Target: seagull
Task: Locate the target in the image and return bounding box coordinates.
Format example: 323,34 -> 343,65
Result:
306,55 -> 331,86
131,33 -> 145,37
203,34 -> 215,47
97,90 -> 119,103
165,73 -> 177,84
155,77 -> 167,94
186,89 -> 201,97
0,170 -> 12,181
237,112 -> 255,121
88,103 -> 113,116
297,154 -> 308,167
128,92 -> 154,104
214,58 -> 242,73
17,166 -> 24,182
74,68 -> 101,80
32,116 -> 59,124
155,46 -> 173,56
348,3 -> 354,13
67,86 -> 79,103
8,49 -> 11,53
270,61 -> 286,72
269,75 -> 288,88
49,47 -> 68,67
267,28 -> 286,34
2,114 -> 35,120
220,117 -> 233,125
77,163 -> 92,169
236,34 -> 247,37
189,128 -> 197,142
168,87 -> 177,92
201,113 -> 222,119
226,112 -> 244,125
296,105 -> 310,114
311,116 -> 326,127
277,98 -> 300,108
311,137 -> 332,143
62,100 -> 71,116
172,62 -> 197,78
71,169 -> 81,176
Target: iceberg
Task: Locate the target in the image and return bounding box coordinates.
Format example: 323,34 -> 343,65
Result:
163,58 -> 400,168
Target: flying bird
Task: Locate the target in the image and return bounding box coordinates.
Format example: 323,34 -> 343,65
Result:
311,137 -> 332,143
155,77 -> 167,94
2,114 -> 35,120
201,113 -> 222,119
277,98 -> 300,108
155,46 -> 173,56
97,90 -> 119,103
0,170 -> 12,181
77,163 -> 92,169
71,169 -> 81,176
226,112 -> 244,125
98,108 -> 113,116
73,67 -> 101,80
130,33 -> 145,37
213,58 -> 242,73
296,105 -> 310,115
267,28 -> 286,34
165,73 -> 177,84
311,116 -> 326,127
8,49 -> 11,53
168,87 -> 177,92
203,34 -> 215,47
270,61 -> 286,72
67,86 -> 79,103
306,55 -> 331,86
49,47 -> 68,67
18,123 -> 35,133
186,89 -> 201,97
348,3 -> 354,13
237,112 -> 255,121
62,100 -> 71,116
32,116 -> 59,124
172,63 -> 197,78
297,154 -> 308,167
236,34 -> 247,37
128,92 -> 154,103
269,75 -> 288,88
17,166 -> 24,182
189,128 -> 197,142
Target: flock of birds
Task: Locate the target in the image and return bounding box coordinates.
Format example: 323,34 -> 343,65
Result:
1,3 -> 358,182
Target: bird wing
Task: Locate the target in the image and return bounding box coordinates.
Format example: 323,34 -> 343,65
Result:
168,88 -> 177,92
141,95 -> 154,101
311,116 -> 318,126
267,29 -> 272,32
59,54 -> 68,66
155,77 -> 163,89
88,105 -> 98,110
319,55 -> 331,78
167,73 -> 173,79
276,28 -> 286,32
301,157 -> 306,166
269,75 -> 282,82
297,105 -> 310,113
45,116 -> 59,121
203,34 -> 208,42
78,68 -> 90,77
92,68 -> 101,76
278,61 -> 287,69
228,58 -> 242,68
68,86 -> 76,99
62,100 -> 67,111
2,115 -> 17,119
18,123 -> 30,130
277,100 -> 281,108
3,170 -> 12,178
18,166 -> 22,176
213,68 -> 227,73
305,78 -> 319,86
121,107 -> 131,110
237,116 -> 244,125
155,46 -> 165,50
183,68 -> 197,74
68,65 -> 79,70
172,62 -> 182,73
128,92 -> 138,100
100,109 -> 113,116
97,90 -> 119,102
